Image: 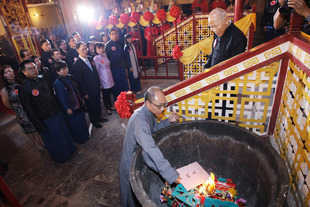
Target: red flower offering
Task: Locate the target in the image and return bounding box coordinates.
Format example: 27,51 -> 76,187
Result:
109,15 -> 119,25
143,11 -> 154,22
115,91 -> 134,119
120,13 -> 130,25
170,6 -> 181,18
156,9 -> 167,22
172,45 -> 183,60
130,12 -> 140,23
99,16 -> 108,27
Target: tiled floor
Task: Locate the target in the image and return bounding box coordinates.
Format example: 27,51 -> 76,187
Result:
0,79 -> 179,207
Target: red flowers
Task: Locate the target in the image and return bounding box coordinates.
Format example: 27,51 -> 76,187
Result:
99,16 -> 108,27
130,12 -> 140,23
144,26 -> 160,40
170,6 -> 181,18
115,91 -> 134,119
172,45 -> 183,60
156,9 -> 167,22
120,13 -> 130,25
109,16 -> 119,25
143,11 -> 154,22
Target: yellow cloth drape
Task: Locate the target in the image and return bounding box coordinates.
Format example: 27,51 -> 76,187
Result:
106,24 -> 114,29
139,15 -> 150,27
179,13 -> 256,64
152,14 -> 161,24
166,12 -> 176,22
301,31 -> 310,41
116,22 -> 125,28
128,21 -> 137,27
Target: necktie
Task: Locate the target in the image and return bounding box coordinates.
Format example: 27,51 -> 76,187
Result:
85,59 -> 93,72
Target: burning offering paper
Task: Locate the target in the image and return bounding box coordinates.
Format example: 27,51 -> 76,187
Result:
176,162 -> 211,191
160,162 -> 247,207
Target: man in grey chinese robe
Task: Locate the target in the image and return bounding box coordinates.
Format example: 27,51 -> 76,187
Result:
119,87 -> 181,207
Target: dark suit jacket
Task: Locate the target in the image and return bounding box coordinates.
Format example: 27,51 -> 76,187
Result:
72,57 -> 101,98
66,48 -> 79,73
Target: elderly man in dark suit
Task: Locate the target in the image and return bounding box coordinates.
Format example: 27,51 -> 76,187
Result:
72,42 -> 108,128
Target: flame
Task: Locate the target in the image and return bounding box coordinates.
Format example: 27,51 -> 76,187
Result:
197,173 -> 215,196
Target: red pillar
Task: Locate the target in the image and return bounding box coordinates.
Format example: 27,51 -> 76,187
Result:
234,0 -> 244,22
0,176 -> 22,207
288,12 -> 304,33
247,5 -> 256,50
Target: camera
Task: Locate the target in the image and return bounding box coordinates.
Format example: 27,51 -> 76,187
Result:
278,0 -> 293,18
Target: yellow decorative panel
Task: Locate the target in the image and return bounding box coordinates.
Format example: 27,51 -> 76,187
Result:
274,59 -> 310,206
211,96 -> 238,120
169,61 -> 281,135
184,51 -> 207,79
206,74 -> 220,84
189,82 -> 203,91
264,47 -> 282,59
223,66 -> 239,76
243,57 -> 259,68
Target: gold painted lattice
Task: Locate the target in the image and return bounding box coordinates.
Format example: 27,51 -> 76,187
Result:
184,51 -> 207,79
274,59 -> 310,207
167,61 -> 281,135
178,21 -> 194,50
196,18 -> 212,42
156,30 -> 176,64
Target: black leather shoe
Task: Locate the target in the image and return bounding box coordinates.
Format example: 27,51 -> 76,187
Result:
93,123 -> 102,128
99,118 -> 109,122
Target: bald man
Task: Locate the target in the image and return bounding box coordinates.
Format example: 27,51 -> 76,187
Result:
204,8 -> 247,69
119,87 -> 181,207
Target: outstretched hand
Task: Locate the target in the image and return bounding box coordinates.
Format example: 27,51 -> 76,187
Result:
175,176 -> 182,184
168,112 -> 179,123
288,0 -> 310,18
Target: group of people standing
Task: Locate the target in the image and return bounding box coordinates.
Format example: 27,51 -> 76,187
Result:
0,28 -> 142,163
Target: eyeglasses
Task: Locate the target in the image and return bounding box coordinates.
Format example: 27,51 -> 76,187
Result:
149,101 -> 168,109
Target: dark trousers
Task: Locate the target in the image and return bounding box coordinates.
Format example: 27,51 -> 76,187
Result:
102,87 -> 114,110
85,93 -> 102,124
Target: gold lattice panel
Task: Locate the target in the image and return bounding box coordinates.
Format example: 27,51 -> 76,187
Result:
178,21 -> 194,50
184,51 -> 207,79
168,61 -> 281,135
274,59 -> 310,207
196,18 -> 212,42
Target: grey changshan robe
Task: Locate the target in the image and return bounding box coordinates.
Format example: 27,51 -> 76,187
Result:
119,104 -> 179,206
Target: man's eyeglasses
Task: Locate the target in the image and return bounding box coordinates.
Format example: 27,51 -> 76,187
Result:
149,101 -> 168,109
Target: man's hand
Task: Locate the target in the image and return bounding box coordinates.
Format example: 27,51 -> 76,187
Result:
67,108 -> 73,115
84,94 -> 89,100
168,112 -> 179,123
175,176 -> 182,184
130,67 -> 133,72
288,0 -> 310,18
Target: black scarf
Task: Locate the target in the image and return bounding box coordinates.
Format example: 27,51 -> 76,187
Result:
58,76 -> 83,111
